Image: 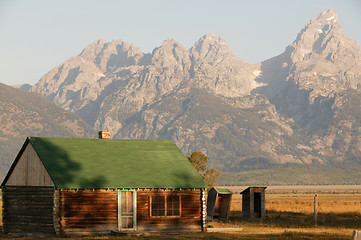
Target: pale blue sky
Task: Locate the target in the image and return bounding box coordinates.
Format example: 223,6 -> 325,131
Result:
0,0 -> 360,86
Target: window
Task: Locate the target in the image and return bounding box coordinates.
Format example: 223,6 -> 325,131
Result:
151,195 -> 180,217
167,195 -> 180,216
151,196 -> 165,216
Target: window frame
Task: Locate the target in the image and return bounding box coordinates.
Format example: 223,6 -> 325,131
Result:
150,194 -> 181,218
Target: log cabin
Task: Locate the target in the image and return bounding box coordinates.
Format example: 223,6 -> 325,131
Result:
1,133 -> 208,236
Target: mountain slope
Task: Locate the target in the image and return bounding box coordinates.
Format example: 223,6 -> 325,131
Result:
0,83 -> 97,179
28,9 -> 361,184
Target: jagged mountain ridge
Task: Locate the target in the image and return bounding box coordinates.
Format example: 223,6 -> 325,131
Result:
255,9 -> 361,128
253,9 -> 361,167
29,9 -> 361,175
0,83 -> 97,179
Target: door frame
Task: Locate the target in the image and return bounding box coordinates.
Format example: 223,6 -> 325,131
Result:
118,189 -> 137,230
253,192 -> 261,218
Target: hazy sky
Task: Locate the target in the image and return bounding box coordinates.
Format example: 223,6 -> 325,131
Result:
0,0 -> 360,86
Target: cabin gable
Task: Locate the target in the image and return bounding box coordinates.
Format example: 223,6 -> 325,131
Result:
5,142 -> 54,187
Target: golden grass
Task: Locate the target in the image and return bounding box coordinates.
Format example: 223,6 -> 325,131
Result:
208,193 -> 361,239
266,194 -> 361,214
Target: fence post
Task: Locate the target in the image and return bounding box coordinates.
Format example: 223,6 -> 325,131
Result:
314,194 -> 318,227
351,230 -> 361,240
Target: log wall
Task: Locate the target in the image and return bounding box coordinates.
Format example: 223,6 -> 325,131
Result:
56,189 -> 118,235
3,188 -> 204,235
2,186 -> 55,235
136,189 -> 202,232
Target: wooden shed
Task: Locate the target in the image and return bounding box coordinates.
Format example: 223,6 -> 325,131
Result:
241,187 -> 266,220
1,136 -> 208,236
206,187 -> 232,221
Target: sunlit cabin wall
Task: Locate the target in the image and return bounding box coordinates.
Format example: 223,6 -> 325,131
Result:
136,189 -> 203,232
55,189 -> 118,235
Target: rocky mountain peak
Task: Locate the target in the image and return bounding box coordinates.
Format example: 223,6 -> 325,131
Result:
80,39 -> 144,72
151,39 -> 191,68
288,9 -> 348,62
283,9 -> 361,93
79,39 -> 107,60
190,33 -> 234,65
257,9 -> 361,133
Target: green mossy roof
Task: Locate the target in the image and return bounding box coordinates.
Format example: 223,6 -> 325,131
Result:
215,187 -> 231,194
28,137 -> 208,189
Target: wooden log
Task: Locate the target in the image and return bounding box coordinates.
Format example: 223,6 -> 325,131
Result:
62,225 -> 116,230
63,211 -> 117,218
3,196 -> 54,201
4,202 -> 54,208
138,219 -> 200,224
63,204 -> 117,211
62,191 -> 117,195
61,199 -> 117,204
62,225 -> 116,233
63,220 -> 118,225
62,189 -> 116,193
4,219 -> 54,225
5,227 -> 56,234
5,224 -> 55,231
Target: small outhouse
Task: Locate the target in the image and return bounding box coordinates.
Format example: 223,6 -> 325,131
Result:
206,187 -> 232,221
241,187 -> 266,220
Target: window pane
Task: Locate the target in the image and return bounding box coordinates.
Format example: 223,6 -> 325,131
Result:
151,196 -> 165,216
166,195 -> 180,216
121,192 -> 127,212
152,209 -> 158,216
128,192 -> 133,211
174,209 -> 179,216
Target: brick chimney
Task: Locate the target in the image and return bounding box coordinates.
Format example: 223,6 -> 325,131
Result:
98,131 -> 110,139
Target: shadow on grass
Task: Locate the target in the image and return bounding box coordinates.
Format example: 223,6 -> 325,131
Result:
229,210 -> 361,229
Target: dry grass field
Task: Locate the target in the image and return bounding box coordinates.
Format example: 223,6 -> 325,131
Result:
207,185 -> 361,239
0,186 -> 360,239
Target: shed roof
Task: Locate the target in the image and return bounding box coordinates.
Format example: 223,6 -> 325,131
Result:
2,137 -> 208,189
214,187 -> 232,194
240,186 -> 267,194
